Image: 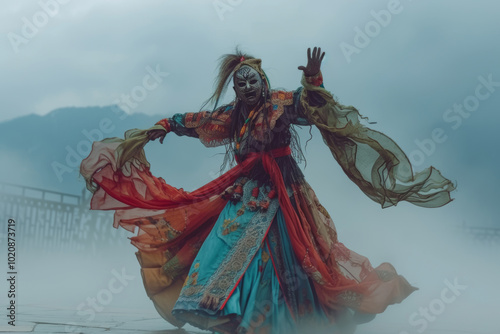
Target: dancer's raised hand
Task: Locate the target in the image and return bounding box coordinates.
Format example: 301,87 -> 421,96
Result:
298,46 -> 325,76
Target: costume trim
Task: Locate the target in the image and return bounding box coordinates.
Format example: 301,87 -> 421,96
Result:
155,118 -> 171,133
194,108 -> 233,147
305,71 -> 323,87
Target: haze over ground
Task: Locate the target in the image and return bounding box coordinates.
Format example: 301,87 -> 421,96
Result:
0,1 -> 499,333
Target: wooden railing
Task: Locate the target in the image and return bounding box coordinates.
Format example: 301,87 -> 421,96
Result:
0,182 -> 130,254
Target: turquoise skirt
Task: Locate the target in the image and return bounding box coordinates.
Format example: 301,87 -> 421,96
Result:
172,178 -> 340,333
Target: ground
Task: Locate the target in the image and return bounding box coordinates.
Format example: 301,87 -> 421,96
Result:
0,304 -> 493,334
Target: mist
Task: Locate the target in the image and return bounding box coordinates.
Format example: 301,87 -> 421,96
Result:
1,0 -> 499,333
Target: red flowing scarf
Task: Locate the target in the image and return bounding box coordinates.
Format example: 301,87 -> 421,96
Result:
92,145 -> 370,310
93,146 -> 291,210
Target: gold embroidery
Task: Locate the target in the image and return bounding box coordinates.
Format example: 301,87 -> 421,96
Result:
337,290 -> 362,308
375,269 -> 396,282
183,263 -> 200,287
221,204 -> 245,236
261,250 -> 270,263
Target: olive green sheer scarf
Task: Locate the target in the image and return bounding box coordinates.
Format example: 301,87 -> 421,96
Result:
82,79 -> 456,208
81,125 -> 165,193
299,75 -> 456,208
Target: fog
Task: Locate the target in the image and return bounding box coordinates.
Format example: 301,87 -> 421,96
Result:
1,0 -> 499,333
2,204 -> 497,333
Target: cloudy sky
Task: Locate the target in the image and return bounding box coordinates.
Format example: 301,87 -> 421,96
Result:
1,0 -> 498,122
1,1 -> 499,332
2,0 -> 499,222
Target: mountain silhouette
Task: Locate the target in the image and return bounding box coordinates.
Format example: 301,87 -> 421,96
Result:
0,105 -> 227,195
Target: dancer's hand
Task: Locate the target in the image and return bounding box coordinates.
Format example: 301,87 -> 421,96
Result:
298,46 -> 325,76
147,129 -> 167,144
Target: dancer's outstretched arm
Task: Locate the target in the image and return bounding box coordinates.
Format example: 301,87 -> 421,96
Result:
147,104 -> 234,147
288,46 -> 327,126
